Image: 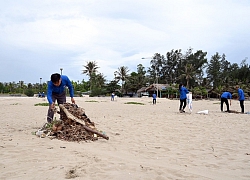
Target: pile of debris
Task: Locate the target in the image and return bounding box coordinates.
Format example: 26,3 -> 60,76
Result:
36,103 -> 109,142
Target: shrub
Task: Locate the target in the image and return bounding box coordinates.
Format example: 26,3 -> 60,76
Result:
24,89 -> 34,97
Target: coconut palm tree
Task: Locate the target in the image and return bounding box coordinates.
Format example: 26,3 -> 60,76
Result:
114,66 -> 130,94
213,85 -> 224,99
179,64 -> 196,89
93,73 -> 106,88
82,61 -> 99,91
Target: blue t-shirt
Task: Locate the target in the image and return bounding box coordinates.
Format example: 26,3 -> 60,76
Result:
238,88 -> 245,101
152,93 -> 157,99
221,92 -> 232,99
179,87 -> 189,100
47,75 -> 74,104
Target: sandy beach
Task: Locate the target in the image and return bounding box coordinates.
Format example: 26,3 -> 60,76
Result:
0,96 -> 250,180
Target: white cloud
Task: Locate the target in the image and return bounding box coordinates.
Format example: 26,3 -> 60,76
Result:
0,0 -> 250,83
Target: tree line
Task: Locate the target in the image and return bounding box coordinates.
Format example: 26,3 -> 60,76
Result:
1,47 -> 249,98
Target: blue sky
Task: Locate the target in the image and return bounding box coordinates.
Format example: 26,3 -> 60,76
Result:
0,0 -> 249,84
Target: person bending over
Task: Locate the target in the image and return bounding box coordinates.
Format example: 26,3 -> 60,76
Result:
220,91 -> 232,112
47,73 -> 75,123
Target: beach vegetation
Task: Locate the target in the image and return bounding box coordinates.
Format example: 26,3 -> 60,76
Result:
82,61 -> 100,96
34,103 -> 58,106
0,49 -> 249,100
10,103 -> 20,105
24,89 -> 34,97
124,102 -> 145,105
114,66 -> 130,94
85,100 -> 99,103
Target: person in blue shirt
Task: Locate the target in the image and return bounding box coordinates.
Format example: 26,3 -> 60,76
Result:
236,85 -> 245,113
111,92 -> 115,101
152,92 -> 157,105
47,73 -> 75,123
220,91 -> 232,112
179,84 -> 189,113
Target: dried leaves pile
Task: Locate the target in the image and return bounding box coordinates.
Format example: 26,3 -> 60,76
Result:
57,103 -> 97,141
39,103 -> 108,142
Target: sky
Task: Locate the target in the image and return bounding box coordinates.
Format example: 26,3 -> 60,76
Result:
0,0 -> 250,84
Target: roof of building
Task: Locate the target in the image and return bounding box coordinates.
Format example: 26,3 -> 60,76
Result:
142,84 -> 170,92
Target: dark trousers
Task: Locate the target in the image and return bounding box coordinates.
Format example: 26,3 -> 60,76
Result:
179,98 -> 187,110
240,100 -> 244,113
153,99 -> 156,104
47,91 -> 66,122
221,98 -> 229,112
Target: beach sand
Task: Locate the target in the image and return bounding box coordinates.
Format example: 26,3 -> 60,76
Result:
0,96 -> 250,180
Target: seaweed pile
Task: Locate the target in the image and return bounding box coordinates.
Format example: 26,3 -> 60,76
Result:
36,103 -> 109,142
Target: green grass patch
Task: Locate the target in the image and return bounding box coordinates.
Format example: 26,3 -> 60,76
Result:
10,103 -> 20,105
34,103 -> 58,106
34,102 -> 50,106
85,100 -> 99,103
124,102 -> 145,105
46,118 -> 61,130
213,102 -> 220,104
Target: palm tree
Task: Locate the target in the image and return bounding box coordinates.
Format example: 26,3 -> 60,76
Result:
179,64 -> 196,89
93,73 -> 106,88
213,85 -> 224,99
8,82 -> 14,93
82,61 -> 99,91
19,81 -> 25,94
114,66 -> 130,94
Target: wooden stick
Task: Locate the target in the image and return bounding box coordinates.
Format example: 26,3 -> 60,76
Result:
59,104 -> 109,140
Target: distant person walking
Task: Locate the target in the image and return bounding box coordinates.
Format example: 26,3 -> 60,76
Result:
47,73 -> 75,123
152,92 -> 157,104
111,92 -> 115,101
179,84 -> 189,113
236,85 -> 245,113
220,91 -> 232,112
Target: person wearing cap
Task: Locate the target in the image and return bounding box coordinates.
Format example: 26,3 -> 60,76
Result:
236,85 -> 245,113
220,91 -> 232,112
46,73 -> 75,123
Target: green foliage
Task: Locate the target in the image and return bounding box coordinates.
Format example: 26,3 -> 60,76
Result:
10,103 -> 20,105
34,103 -> 58,106
1,48 -> 250,98
106,80 -> 121,93
191,86 -> 209,99
34,102 -> 49,106
45,122 -> 53,130
90,87 -> 106,97
167,87 -> 175,95
115,66 -> 130,94
201,87 -> 208,96
45,119 -> 62,130
24,89 -> 34,97
85,100 -> 99,102
124,102 -> 145,105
